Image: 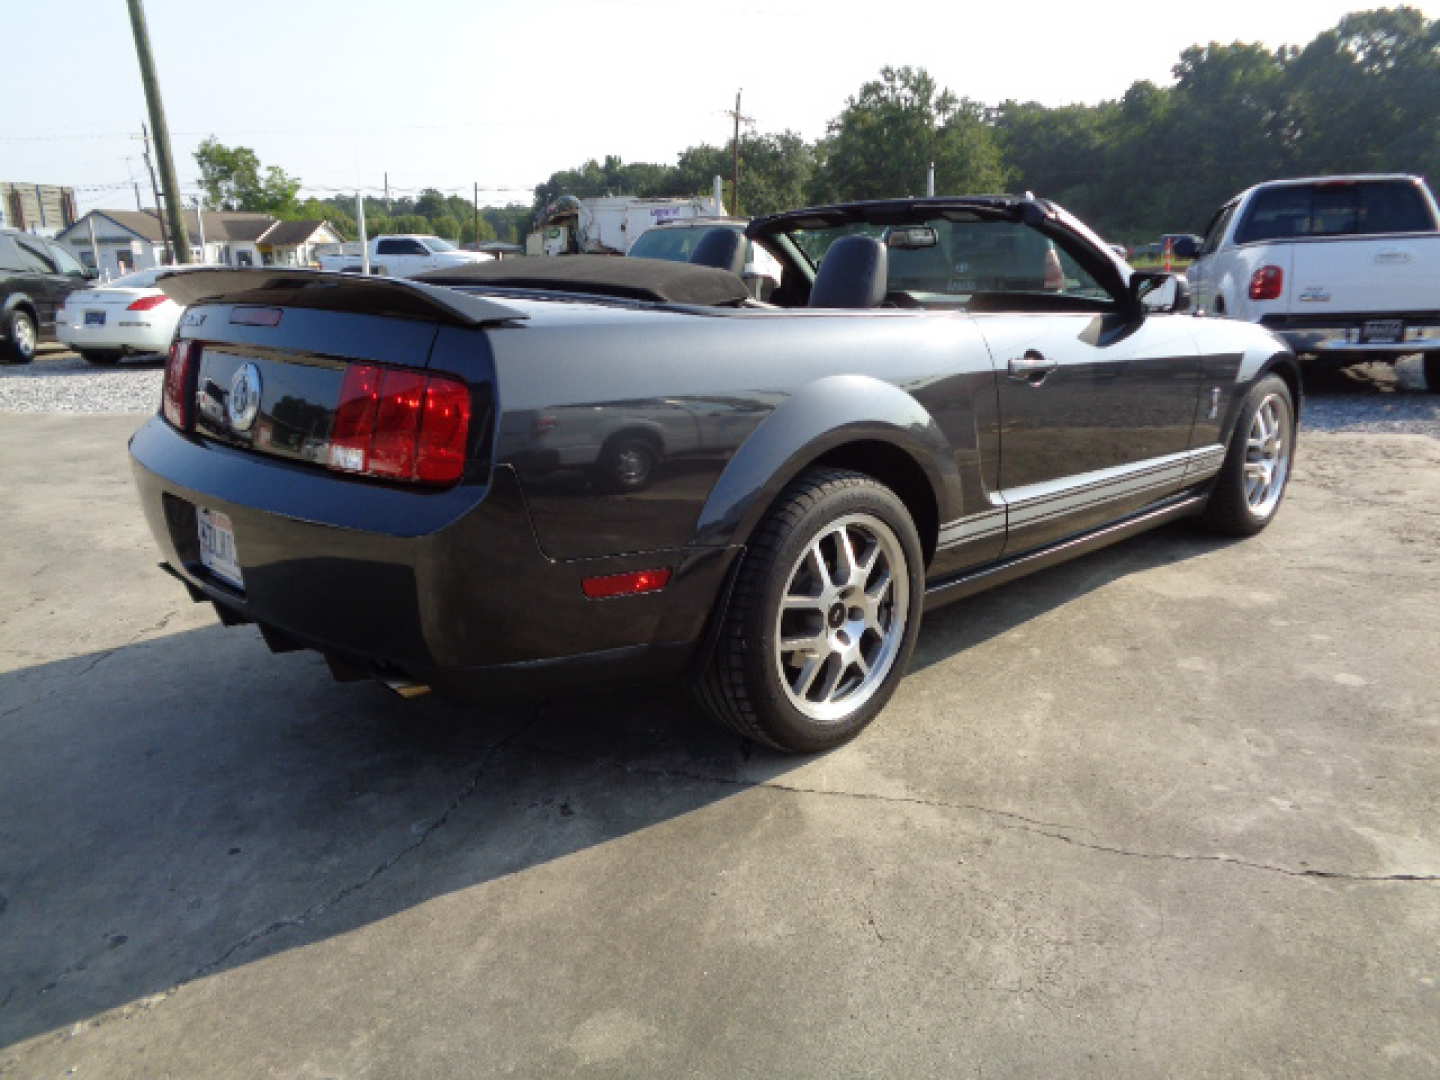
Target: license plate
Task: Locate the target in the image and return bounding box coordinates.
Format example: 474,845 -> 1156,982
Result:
198,508 -> 244,590
84,310 -> 106,326
1362,319 -> 1403,343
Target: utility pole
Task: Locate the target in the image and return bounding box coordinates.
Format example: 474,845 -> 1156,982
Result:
724,89 -> 753,216
140,123 -> 171,262
133,181 -> 142,211
473,182 -> 480,249
127,0 -> 190,262
384,172 -> 390,211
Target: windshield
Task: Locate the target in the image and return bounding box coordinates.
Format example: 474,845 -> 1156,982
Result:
629,225 -> 741,262
787,216 -> 1109,302
423,237 -> 458,252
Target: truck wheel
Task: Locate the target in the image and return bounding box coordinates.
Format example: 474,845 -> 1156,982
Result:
1424,353 -> 1440,393
697,468 -> 924,753
596,435 -> 658,492
1199,374 -> 1294,537
2,308 -> 37,363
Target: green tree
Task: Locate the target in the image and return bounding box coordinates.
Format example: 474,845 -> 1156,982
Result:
810,66 -> 1009,203
193,137 -> 301,213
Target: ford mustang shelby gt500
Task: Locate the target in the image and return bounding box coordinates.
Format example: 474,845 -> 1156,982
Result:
132,196 -> 1298,752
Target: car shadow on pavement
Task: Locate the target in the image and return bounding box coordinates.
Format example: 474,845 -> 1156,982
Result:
0,520 -> 1232,1050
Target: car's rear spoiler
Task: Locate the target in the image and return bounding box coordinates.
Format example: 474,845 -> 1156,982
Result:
155,267 -> 528,327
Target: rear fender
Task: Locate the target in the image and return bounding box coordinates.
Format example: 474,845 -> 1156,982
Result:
691,374 -> 958,549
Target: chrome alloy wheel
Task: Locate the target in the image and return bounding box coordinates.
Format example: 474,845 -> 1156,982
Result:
13,313 -> 36,357
773,512 -> 910,724
1244,393 -> 1291,517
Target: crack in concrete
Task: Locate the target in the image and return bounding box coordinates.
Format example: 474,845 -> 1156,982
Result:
3,711 -> 536,1038
526,746 -> 1438,885
1,610 -> 187,721
189,712 -> 536,981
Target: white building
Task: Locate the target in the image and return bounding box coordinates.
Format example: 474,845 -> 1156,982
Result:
55,210 -> 343,278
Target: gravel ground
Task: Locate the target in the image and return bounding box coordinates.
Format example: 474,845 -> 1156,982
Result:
0,346 -> 164,414
3,345 -> 1436,438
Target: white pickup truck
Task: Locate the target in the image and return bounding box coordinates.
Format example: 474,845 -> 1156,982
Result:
316,235 -> 492,278
1186,174 -> 1440,389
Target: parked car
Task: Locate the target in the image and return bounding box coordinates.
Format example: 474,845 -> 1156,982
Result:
1187,174 -> 1440,389
131,194 -> 1298,753
56,266 -> 200,364
0,228 -> 94,362
316,235 -> 492,279
628,219 -> 784,299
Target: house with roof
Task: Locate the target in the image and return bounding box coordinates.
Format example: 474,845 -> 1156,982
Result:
255,219 -> 345,268
55,209 -> 344,277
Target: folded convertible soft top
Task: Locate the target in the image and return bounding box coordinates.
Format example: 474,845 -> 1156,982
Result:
414,255 -> 752,306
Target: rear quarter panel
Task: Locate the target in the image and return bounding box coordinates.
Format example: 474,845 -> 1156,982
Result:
484,302 -> 1000,563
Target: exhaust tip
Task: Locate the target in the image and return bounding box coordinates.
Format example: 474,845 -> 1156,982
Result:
380,675 -> 432,700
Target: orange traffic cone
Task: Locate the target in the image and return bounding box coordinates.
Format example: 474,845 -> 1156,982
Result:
1163,237 -> 1173,273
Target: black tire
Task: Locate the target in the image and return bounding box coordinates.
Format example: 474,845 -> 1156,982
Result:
1424,353 -> 1440,393
696,468 -> 925,753
2,308 -> 37,364
596,435 -> 659,492
1199,373 -> 1295,537
80,349 -> 121,365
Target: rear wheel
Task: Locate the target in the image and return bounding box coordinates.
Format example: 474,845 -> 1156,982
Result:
80,349 -> 120,365
1424,353 -> 1440,393
697,468 -> 924,753
2,309 -> 37,363
1200,374 -> 1294,536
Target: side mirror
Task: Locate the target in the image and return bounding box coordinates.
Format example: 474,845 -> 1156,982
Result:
1131,271 -> 1191,314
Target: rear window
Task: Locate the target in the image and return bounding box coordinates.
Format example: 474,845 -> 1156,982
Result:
1235,181 -> 1435,244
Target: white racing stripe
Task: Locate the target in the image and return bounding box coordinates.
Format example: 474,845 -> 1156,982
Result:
937,444 -> 1226,550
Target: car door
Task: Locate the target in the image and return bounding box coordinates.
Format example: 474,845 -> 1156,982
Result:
971,259 -> 1203,556
13,235 -> 71,335
1187,199 -> 1238,315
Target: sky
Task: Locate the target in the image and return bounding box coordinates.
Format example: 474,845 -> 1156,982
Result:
3,0 -> 1432,216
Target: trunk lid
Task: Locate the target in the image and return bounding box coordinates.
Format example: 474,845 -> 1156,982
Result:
157,269 -> 522,480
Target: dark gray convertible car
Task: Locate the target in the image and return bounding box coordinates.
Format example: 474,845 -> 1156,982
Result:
132,196 -> 1298,752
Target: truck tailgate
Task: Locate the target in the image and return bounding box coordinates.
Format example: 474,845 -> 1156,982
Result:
1288,235 -> 1440,314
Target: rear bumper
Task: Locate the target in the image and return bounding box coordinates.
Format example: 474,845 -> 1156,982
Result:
129,416 -> 736,694
1260,312 -> 1440,357
56,318 -> 173,353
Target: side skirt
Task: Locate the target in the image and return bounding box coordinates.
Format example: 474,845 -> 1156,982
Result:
922,493 -> 1208,613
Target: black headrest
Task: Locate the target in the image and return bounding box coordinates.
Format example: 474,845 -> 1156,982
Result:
688,228 -> 746,276
809,235 -> 887,308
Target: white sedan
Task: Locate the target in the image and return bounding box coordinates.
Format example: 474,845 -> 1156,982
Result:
56,267 -> 196,364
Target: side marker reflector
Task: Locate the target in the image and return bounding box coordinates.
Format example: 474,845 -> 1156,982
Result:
582,568 -> 672,599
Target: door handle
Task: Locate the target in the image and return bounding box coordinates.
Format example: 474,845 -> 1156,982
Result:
1008,349 -> 1057,383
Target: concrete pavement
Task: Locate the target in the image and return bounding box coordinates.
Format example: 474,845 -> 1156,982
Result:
1,414 -> 1437,1078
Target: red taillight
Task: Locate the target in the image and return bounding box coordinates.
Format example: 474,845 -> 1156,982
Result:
581,568 -> 672,599
417,377 -> 472,484
127,294 -> 169,312
327,364 -> 472,485
162,340 -> 197,429
1249,264 -> 1284,301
